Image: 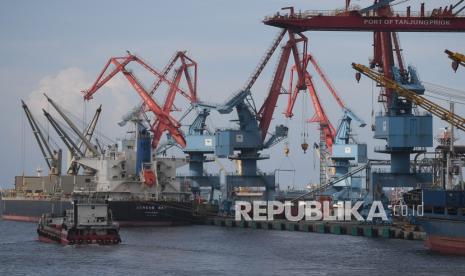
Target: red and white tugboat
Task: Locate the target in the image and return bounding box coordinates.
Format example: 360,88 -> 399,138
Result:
37,200 -> 121,245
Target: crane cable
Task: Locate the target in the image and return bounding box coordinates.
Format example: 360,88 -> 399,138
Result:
60,104 -> 115,145
283,117 -> 290,156
20,106 -> 25,175
422,81 -> 465,106
301,90 -> 309,153
371,79 -> 375,130
424,81 -> 465,101
424,94 -> 465,106
277,149 -> 296,190
391,0 -> 411,7
82,98 -> 87,135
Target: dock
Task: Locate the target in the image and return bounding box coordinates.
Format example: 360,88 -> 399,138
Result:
206,217 -> 426,241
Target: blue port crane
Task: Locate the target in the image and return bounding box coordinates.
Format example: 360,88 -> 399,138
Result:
264,1 -> 465,212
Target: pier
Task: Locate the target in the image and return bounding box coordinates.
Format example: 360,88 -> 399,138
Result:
206,217 -> 426,241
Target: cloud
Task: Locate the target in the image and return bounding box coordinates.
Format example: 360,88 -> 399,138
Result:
27,67 -> 91,113
26,67 -> 139,143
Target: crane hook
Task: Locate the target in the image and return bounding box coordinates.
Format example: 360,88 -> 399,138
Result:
301,142 -> 309,153
355,72 -> 362,83
452,61 -> 459,72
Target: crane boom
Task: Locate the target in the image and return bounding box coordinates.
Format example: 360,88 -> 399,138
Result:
286,60 -> 336,151
79,105 -> 102,154
67,105 -> 102,175
21,100 -> 55,170
119,51 -> 197,127
307,54 -> 366,127
243,28 -> 287,92
42,109 -> 84,158
257,30 -> 307,142
304,72 -> 336,151
120,68 -> 186,148
84,54 -> 193,101
151,68 -> 184,149
44,94 -> 100,156
83,53 -> 190,149
352,63 -> 465,131
214,29 -> 288,116
308,54 -> 345,109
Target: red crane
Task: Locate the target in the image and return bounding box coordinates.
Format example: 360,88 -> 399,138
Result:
286,55 -> 336,153
148,53 -> 197,148
151,67 -> 185,149
264,2 -> 465,111
83,52 -> 197,148
141,51 -> 197,114
256,28 -> 308,142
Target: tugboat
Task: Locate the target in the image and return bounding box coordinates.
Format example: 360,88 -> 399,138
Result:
37,200 -> 121,245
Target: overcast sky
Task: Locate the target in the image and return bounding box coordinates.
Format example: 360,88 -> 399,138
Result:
1,0 -> 464,189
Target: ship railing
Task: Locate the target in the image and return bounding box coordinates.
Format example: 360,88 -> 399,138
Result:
0,194 -> 69,200
264,10 -> 340,21
388,10 -> 465,18
264,9 -> 465,21
372,168 -> 390,173
176,173 -> 220,177
372,167 -> 433,174
226,172 -> 274,177
72,197 -> 108,204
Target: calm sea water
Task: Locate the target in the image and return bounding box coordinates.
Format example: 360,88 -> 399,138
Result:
1,220 -> 465,276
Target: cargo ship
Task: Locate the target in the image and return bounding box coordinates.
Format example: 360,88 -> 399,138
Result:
37,200 -> 121,245
404,189 -> 465,255
0,155 -> 196,226
0,97 -> 201,226
1,195 -> 195,226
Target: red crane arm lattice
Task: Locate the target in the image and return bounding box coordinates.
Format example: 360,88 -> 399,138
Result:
151,68 -> 185,148
82,54 -> 186,148
307,54 -> 346,109
84,54 -> 195,102
286,61 -> 336,152
304,72 -> 336,152
142,51 -> 198,113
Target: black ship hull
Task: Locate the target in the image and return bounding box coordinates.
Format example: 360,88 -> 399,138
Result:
0,198 -> 194,226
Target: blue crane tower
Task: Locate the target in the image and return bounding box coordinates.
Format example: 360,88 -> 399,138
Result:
181,29 -> 308,210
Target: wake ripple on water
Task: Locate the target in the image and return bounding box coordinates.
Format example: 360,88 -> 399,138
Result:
1,220 -> 465,276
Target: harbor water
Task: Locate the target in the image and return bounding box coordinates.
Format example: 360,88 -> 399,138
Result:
1,220 -> 465,276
